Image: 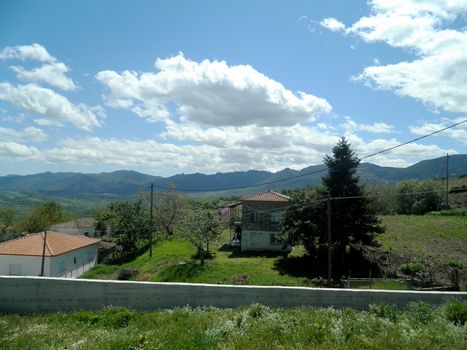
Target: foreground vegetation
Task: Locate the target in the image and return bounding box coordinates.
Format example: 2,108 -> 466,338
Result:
1,302 -> 466,349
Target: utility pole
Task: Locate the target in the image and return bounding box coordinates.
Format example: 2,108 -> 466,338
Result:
445,153 -> 449,207
40,230 -> 47,276
327,194 -> 332,285
149,183 -> 154,257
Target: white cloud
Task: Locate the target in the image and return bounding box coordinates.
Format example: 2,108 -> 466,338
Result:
11,62 -> 77,91
0,126 -> 47,143
0,82 -> 104,131
0,141 -> 39,160
321,1 -> 467,116
341,117 -> 394,134
320,18 -> 346,32
96,53 -> 331,127
0,43 -> 55,62
410,117 -> 467,145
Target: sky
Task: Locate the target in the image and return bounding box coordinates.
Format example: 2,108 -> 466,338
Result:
0,0 -> 466,177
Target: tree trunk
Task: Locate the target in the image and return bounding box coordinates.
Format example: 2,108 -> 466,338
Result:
199,247 -> 205,266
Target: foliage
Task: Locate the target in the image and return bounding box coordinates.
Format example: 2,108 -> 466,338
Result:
178,207 -> 221,266
395,179 -> 443,215
281,137 -> 384,274
153,190 -> 189,237
99,199 -> 150,259
2,302 -> 467,350
445,300 -> 467,325
400,262 -> 425,277
21,200 -> 74,233
0,207 -> 16,235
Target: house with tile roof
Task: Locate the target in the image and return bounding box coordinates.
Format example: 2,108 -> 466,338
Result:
228,190 -> 292,251
50,218 -> 97,237
0,231 -> 100,278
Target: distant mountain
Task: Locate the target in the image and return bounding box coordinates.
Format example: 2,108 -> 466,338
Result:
0,155 -> 466,199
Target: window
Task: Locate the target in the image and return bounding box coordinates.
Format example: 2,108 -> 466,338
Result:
270,212 -> 282,223
8,264 -> 22,275
253,212 -> 262,222
73,257 -> 77,264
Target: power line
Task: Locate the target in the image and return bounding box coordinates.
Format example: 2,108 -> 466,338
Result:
153,118 -> 467,193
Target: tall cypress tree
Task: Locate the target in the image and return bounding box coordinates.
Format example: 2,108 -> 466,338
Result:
322,137 -> 384,270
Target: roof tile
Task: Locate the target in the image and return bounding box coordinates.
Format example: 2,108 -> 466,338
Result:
0,231 -> 100,257
241,190 -> 291,202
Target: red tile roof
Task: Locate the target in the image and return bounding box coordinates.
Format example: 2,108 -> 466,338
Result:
0,231 -> 100,257
241,190 -> 291,202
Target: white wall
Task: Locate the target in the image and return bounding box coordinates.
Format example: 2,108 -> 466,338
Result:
51,244 -> 98,278
0,244 -> 98,278
0,255 -> 51,277
241,230 -> 284,251
0,277 -> 465,314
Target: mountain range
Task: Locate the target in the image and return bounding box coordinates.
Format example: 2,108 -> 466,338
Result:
1,155 -> 466,200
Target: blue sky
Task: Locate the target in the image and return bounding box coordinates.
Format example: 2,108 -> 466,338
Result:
0,0 -> 466,176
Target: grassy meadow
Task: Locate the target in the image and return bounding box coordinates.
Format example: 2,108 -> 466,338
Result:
1,302 -> 467,350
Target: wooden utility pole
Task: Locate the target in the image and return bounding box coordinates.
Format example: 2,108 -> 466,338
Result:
327,194 -> 332,285
149,183 -> 154,257
40,230 -> 47,276
445,153 -> 449,207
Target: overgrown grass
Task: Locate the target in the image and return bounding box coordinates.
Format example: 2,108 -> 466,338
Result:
83,229 -> 314,286
379,215 -> 467,267
1,301 -> 466,349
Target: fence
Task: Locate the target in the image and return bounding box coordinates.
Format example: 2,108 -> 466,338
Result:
346,278 -> 413,290
55,261 -> 96,279
0,276 -> 465,314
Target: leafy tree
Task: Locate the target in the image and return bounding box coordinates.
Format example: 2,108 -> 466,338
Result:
179,207 -> 221,266
22,200 -> 73,233
0,207 -> 16,235
103,200 -> 150,257
154,190 -> 189,236
395,180 -> 442,214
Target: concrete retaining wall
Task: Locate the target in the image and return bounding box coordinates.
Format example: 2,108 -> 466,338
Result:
0,276 -> 465,314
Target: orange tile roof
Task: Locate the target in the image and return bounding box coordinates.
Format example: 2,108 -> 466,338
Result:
241,190 -> 291,202
0,231 -> 100,257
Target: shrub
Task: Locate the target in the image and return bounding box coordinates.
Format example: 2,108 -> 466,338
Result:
406,302 -> 434,325
400,262 -> 424,276
445,300 -> 467,325
369,303 -> 400,322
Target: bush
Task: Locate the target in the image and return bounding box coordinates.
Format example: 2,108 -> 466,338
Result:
406,302 -> 434,325
445,300 -> 467,325
71,306 -> 135,328
369,303 -> 400,322
400,262 -> 424,276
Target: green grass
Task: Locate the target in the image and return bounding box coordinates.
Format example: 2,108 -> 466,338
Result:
1,302 -> 466,349
83,229 -> 313,286
379,215 -> 467,267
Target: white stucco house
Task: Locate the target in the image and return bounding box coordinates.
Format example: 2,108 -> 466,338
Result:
228,190 -> 292,252
0,231 -> 100,278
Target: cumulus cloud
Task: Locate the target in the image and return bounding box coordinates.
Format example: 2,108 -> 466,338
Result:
338,0 -> 467,115
341,117 -> 394,134
0,141 -> 39,160
11,62 -> 77,91
410,117 -> 467,145
96,53 -> 331,126
0,82 -> 104,131
0,43 -> 55,62
320,18 -> 346,32
0,126 -> 47,143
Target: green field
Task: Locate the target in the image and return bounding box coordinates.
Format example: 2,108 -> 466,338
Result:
83,214 -> 467,287
1,302 -> 466,350
83,229 -> 314,286
379,214 -> 467,267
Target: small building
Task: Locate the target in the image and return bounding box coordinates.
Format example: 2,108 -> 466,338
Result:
0,231 -> 100,278
50,218 -> 97,237
228,190 -> 292,252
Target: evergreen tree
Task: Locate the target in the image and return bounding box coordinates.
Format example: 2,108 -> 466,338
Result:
322,138 -> 384,269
